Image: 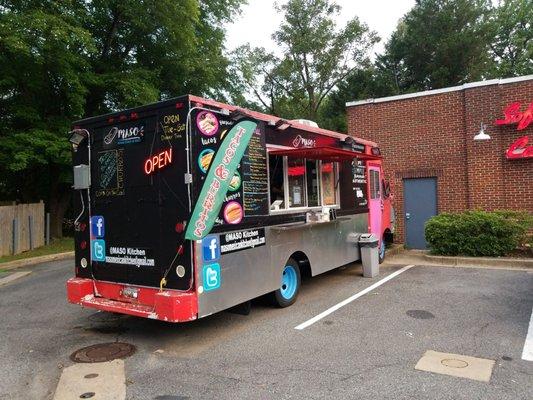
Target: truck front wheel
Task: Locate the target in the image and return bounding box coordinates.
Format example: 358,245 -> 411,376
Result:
270,258 -> 301,308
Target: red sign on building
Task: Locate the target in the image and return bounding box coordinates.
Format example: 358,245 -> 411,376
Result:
506,136 -> 533,160
495,101 -> 533,130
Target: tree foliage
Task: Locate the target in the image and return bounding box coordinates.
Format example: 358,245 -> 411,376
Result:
376,0 -> 492,93
0,0 -> 245,236
232,0 -> 378,121
487,0 -> 533,77
323,0 -> 533,131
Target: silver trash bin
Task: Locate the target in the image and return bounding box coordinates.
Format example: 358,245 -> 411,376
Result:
359,233 -> 379,278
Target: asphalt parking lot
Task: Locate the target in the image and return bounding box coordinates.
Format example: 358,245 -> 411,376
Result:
0,260 -> 532,399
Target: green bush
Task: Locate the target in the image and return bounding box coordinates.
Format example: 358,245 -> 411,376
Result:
425,210 -> 531,257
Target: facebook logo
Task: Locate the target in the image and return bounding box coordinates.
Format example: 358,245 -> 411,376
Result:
91,239 -> 106,262
90,216 -> 105,238
202,235 -> 220,262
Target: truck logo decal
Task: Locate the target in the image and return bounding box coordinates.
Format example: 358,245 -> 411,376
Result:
202,263 -> 221,291
185,119 -> 258,240
292,134 -> 315,148
196,111 -> 219,136
91,239 -> 106,262
104,125 -> 145,146
202,236 -> 220,262
90,216 -> 105,238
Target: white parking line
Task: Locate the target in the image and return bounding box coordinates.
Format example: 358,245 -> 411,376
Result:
522,306 -> 533,361
0,271 -> 31,287
294,265 -> 415,330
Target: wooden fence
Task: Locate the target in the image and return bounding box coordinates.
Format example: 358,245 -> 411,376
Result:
0,201 -> 45,256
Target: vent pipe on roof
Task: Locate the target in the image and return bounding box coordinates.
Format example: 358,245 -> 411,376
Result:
291,119 -> 319,128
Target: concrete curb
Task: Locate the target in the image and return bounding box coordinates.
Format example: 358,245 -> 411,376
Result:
423,254 -> 533,269
385,244 -> 404,258
0,251 -> 74,271
386,248 -> 532,270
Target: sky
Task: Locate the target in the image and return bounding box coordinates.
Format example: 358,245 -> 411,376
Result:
225,0 -> 416,56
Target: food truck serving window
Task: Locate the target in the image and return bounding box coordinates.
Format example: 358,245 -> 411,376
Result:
268,154 -> 338,212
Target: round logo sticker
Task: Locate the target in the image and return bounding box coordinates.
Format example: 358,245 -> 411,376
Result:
228,171 -> 241,192
196,111 -> 219,136
223,201 -> 243,224
198,148 -> 215,173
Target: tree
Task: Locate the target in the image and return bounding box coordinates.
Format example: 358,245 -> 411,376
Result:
319,66 -> 397,132
233,0 -> 378,122
486,0 -> 533,77
0,0 -> 245,237
377,0 -> 492,93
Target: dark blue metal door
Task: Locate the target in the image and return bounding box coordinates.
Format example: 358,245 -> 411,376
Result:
403,178 -> 437,249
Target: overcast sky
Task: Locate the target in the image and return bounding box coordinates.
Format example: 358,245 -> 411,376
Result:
225,0 -> 416,56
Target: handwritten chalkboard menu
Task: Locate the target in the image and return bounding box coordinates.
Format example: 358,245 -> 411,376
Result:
96,149 -> 125,197
241,124 -> 269,216
159,109 -> 187,142
352,159 -> 368,208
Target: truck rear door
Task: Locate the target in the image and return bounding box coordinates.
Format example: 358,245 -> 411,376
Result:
86,105 -> 192,290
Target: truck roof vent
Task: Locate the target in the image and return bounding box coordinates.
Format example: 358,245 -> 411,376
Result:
290,119 -> 319,128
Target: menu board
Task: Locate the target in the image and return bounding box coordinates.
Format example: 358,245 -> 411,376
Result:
352,159 -> 368,208
95,149 -> 125,197
242,123 -> 269,216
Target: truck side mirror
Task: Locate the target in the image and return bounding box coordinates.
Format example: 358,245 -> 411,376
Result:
383,180 -> 392,199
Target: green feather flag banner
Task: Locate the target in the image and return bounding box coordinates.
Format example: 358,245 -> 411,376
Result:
185,119 -> 258,241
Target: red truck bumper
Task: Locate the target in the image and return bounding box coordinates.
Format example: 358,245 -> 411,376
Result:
67,278 -> 198,323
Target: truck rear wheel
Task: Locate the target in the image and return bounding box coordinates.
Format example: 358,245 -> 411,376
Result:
270,258 -> 301,308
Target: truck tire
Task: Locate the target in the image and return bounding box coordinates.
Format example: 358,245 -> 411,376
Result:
270,258 -> 301,308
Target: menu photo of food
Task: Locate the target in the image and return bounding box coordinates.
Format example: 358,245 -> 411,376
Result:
223,201 -> 243,224
228,171 -> 242,192
198,148 -> 215,173
196,111 -> 219,136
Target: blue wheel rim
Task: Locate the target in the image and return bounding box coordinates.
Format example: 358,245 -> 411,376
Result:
280,265 -> 297,300
379,239 -> 385,259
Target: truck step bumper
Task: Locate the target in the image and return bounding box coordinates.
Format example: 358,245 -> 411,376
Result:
67,278 -> 198,323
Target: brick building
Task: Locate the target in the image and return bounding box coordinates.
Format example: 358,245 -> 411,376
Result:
346,75 -> 533,248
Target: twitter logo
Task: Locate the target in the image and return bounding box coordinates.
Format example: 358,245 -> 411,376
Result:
203,263 -> 221,291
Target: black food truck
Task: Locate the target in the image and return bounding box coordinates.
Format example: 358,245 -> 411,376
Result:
67,95 -> 392,322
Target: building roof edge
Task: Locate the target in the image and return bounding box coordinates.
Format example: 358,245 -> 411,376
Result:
345,74 -> 533,107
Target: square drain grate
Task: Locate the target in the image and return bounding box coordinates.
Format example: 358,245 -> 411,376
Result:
415,350 -> 495,382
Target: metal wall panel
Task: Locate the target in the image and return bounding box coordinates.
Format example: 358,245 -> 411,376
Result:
196,213 -> 368,317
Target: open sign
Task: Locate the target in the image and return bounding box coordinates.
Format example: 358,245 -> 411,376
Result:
144,148 -> 173,175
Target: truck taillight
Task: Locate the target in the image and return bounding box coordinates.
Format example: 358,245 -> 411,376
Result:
80,240 -> 87,250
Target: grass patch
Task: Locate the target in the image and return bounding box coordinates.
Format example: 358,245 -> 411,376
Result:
0,237 -> 74,264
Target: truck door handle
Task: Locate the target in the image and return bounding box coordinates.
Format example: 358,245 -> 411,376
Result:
405,213 -> 411,220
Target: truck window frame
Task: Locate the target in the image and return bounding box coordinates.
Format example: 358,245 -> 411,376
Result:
268,154 -> 340,215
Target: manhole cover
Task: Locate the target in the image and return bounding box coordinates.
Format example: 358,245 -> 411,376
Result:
406,310 -> 435,319
441,358 -> 469,368
70,342 -> 136,363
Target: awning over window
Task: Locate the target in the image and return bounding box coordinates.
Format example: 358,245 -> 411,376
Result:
269,146 -> 381,161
